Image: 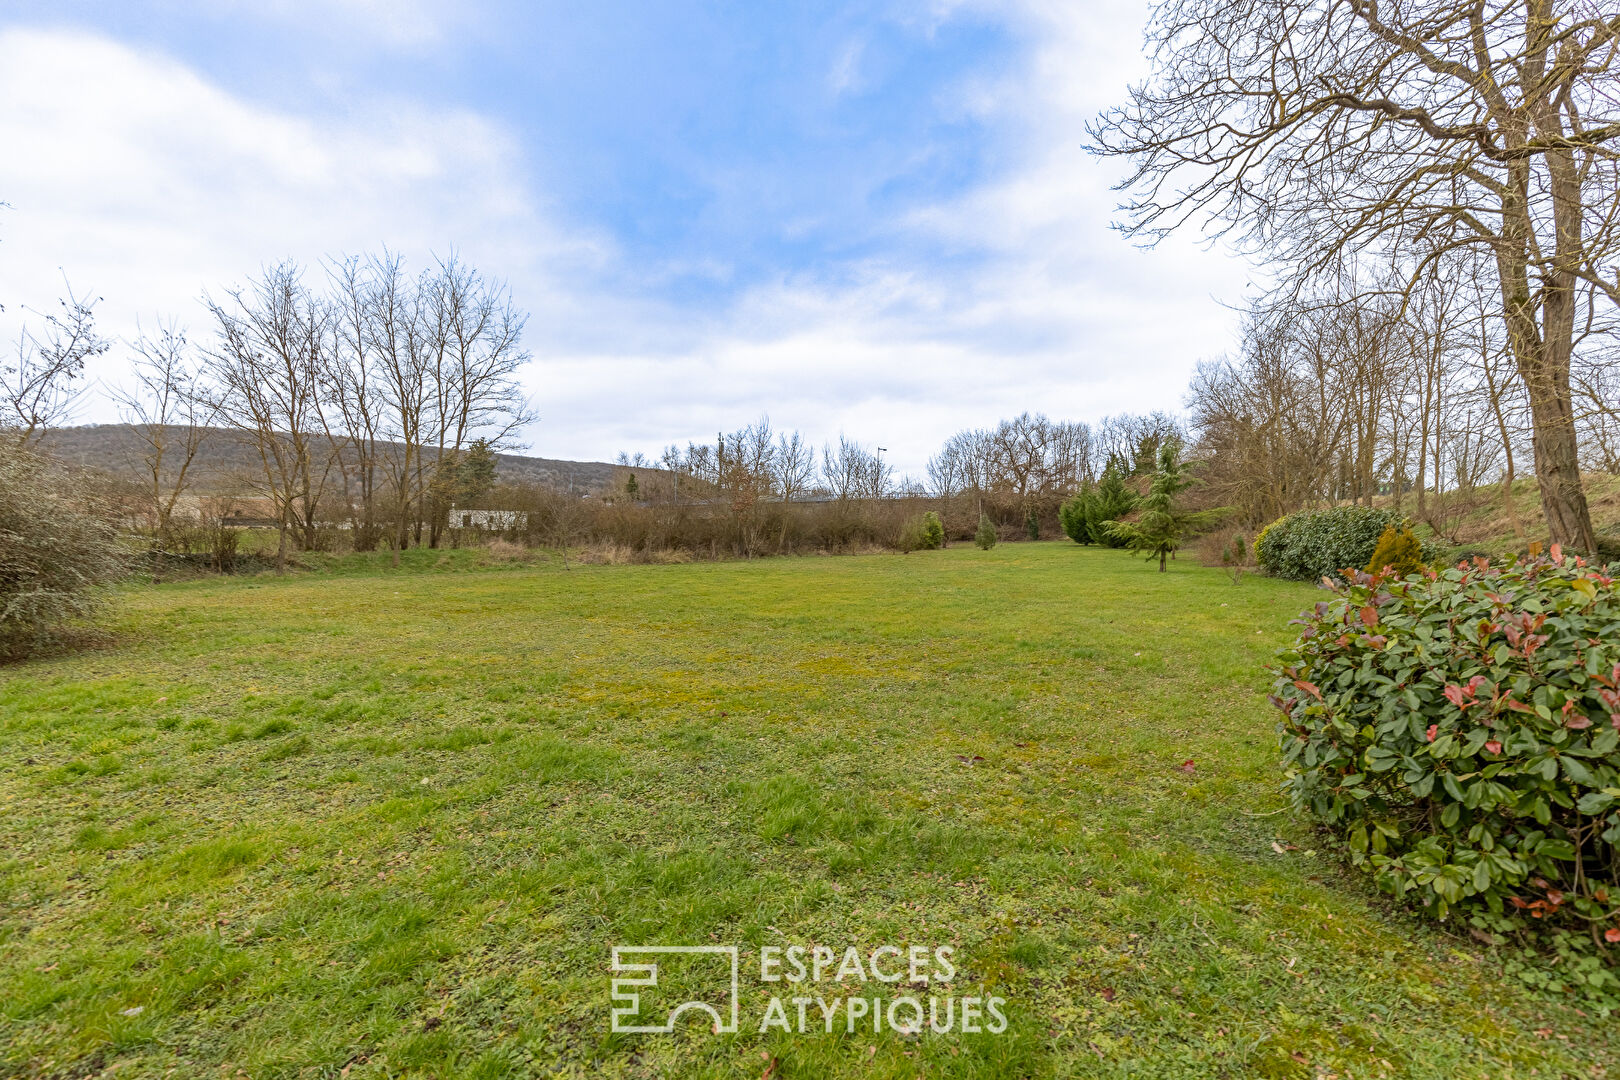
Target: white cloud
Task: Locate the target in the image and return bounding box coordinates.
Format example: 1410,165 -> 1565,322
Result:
828,37 -> 868,96
0,9 -> 1251,481
0,26 -> 605,413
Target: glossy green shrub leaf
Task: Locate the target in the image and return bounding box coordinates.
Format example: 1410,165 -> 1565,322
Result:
1271,548 -> 1620,964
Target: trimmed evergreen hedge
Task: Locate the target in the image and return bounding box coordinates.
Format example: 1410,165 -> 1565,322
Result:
1255,505 -> 1441,582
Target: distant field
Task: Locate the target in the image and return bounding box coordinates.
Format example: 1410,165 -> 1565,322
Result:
1,545 -> 1612,1078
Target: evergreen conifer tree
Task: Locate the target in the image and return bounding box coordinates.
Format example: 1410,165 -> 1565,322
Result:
1087,465 -> 1137,547
1363,523 -> 1426,577
1106,440 -> 1227,571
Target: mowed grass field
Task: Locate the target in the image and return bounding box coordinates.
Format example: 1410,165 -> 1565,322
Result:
1,544 -> 1614,1079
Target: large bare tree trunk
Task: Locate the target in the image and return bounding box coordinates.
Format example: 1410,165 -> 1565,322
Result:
1521,368 -> 1595,551
1497,175 -> 1598,552
1516,58 -> 1600,553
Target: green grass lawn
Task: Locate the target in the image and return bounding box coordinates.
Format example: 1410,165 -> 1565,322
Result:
1,544 -> 1613,1079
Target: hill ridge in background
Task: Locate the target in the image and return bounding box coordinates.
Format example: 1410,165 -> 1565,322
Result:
38,424 -> 619,496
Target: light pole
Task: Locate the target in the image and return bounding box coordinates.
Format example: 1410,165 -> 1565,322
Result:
876,447 -> 888,498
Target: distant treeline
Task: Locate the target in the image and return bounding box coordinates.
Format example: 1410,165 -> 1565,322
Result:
7,244 -> 1619,571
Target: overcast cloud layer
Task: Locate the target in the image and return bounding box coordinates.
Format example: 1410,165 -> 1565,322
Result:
0,1 -> 1250,479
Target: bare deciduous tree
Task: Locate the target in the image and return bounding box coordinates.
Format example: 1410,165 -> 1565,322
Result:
772,428 -> 815,551
365,252 -> 434,564
202,262 -> 334,573
421,255 -> 534,547
822,435 -> 888,501
321,257 -> 388,550
1094,412 -> 1182,477
111,320 -> 215,545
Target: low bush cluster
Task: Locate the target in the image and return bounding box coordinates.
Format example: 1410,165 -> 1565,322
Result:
899,510 -> 945,552
1255,505 -> 1442,582
1272,549 -> 1620,996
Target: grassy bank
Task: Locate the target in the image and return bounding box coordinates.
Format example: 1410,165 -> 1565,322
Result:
1404,472 -> 1620,555
1,544 -> 1612,1078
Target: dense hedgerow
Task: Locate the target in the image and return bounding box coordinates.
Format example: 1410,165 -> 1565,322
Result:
1255,505 -> 1442,582
1271,549 -> 1620,995
0,440 -> 130,658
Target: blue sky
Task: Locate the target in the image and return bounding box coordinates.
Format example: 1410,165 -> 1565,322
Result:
0,0 -> 1248,477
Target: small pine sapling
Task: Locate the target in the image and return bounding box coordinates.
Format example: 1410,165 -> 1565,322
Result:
1221,532 -> 1247,584
975,514 -> 997,550
1105,439 -> 1227,571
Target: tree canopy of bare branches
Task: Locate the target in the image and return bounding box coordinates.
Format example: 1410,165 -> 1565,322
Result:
202,262 -> 333,572
928,413 -> 1097,507
1185,268 -> 1592,543
1093,0 -> 1620,550
1,284 -> 107,444
196,252 -> 534,569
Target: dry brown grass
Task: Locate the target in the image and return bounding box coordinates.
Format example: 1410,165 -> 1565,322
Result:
1193,524 -> 1254,569
481,538 -> 536,563
571,542 -> 694,565
1421,472 -> 1620,550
